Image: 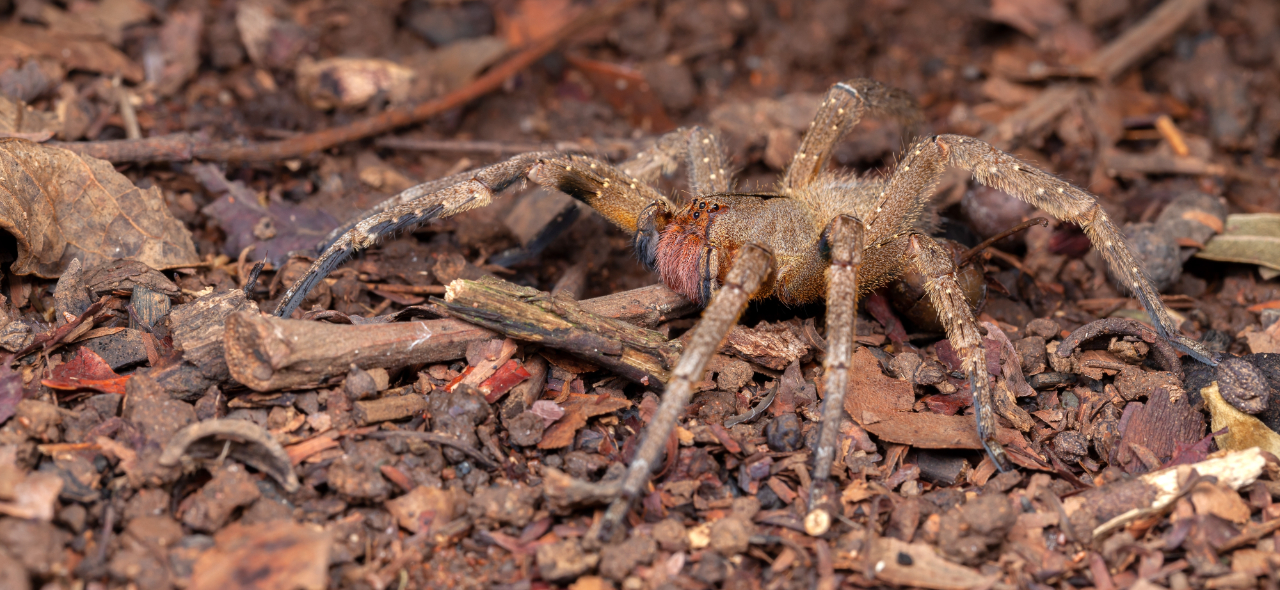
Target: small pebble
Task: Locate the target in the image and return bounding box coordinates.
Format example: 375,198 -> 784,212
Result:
764,413 -> 803,452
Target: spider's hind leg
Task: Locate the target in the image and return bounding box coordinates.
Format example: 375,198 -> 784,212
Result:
905,232 -> 1014,471
926,135 -> 1218,365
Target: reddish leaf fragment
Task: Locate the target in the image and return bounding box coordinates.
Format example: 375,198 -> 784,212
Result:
935,338 -> 1003,376
481,359 -> 532,403
537,407 -> 586,449
865,291 -> 910,348
15,298 -> 106,358
444,365 -> 475,392
566,55 -> 674,133
707,423 -> 741,454
42,348 -> 129,395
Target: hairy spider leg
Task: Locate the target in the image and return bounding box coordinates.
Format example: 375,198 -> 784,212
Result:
274,149 -> 677,318
805,214 -> 863,535
596,244 -> 774,543
783,78 -> 922,194
903,135 -> 1217,365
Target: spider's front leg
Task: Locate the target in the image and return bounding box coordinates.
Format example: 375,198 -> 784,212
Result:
275,149 -> 676,318
594,244 -> 774,543
805,214 -> 863,536
274,152 -> 561,317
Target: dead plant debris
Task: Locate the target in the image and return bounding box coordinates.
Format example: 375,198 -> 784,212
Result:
2,0 -> 1280,589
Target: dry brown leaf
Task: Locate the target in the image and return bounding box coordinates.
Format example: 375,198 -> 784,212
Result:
536,391 -> 631,449
1189,481 -> 1251,524
36,0 -> 154,47
839,348 -> 1035,464
155,10 -> 203,96
190,521 -> 331,590
0,24 -> 143,82
1241,321 -> 1280,354
0,95 -> 57,141
538,406 -> 587,449
1196,214 -> 1280,272
497,0 -> 581,46
1202,382 -> 1280,456
0,139 -> 199,278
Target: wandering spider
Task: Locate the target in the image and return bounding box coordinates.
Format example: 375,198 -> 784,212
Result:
273,78 -> 1217,539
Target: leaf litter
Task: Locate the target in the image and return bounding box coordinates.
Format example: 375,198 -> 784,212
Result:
1,0 -> 1280,589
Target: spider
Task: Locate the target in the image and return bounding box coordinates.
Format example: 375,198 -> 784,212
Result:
273,78 -> 1217,539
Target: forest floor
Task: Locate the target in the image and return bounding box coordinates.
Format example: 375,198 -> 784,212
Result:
2,0 -> 1280,588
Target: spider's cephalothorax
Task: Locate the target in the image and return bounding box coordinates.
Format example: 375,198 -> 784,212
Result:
273,79 -> 1218,540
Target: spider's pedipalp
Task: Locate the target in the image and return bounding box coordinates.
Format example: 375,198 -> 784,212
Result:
595,243 -> 774,543
905,232 -> 1013,472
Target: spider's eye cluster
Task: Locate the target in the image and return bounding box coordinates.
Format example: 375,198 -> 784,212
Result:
690,201 -> 722,220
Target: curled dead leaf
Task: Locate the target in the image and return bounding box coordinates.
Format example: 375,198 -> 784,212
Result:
1201,382 -> 1280,456
0,139 -> 199,278
1195,214 -> 1280,273
160,419 -> 300,492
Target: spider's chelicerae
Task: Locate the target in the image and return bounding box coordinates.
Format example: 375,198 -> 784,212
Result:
274,79 -> 1217,538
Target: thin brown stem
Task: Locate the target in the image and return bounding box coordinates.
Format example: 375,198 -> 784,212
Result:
958,217 -> 1049,266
